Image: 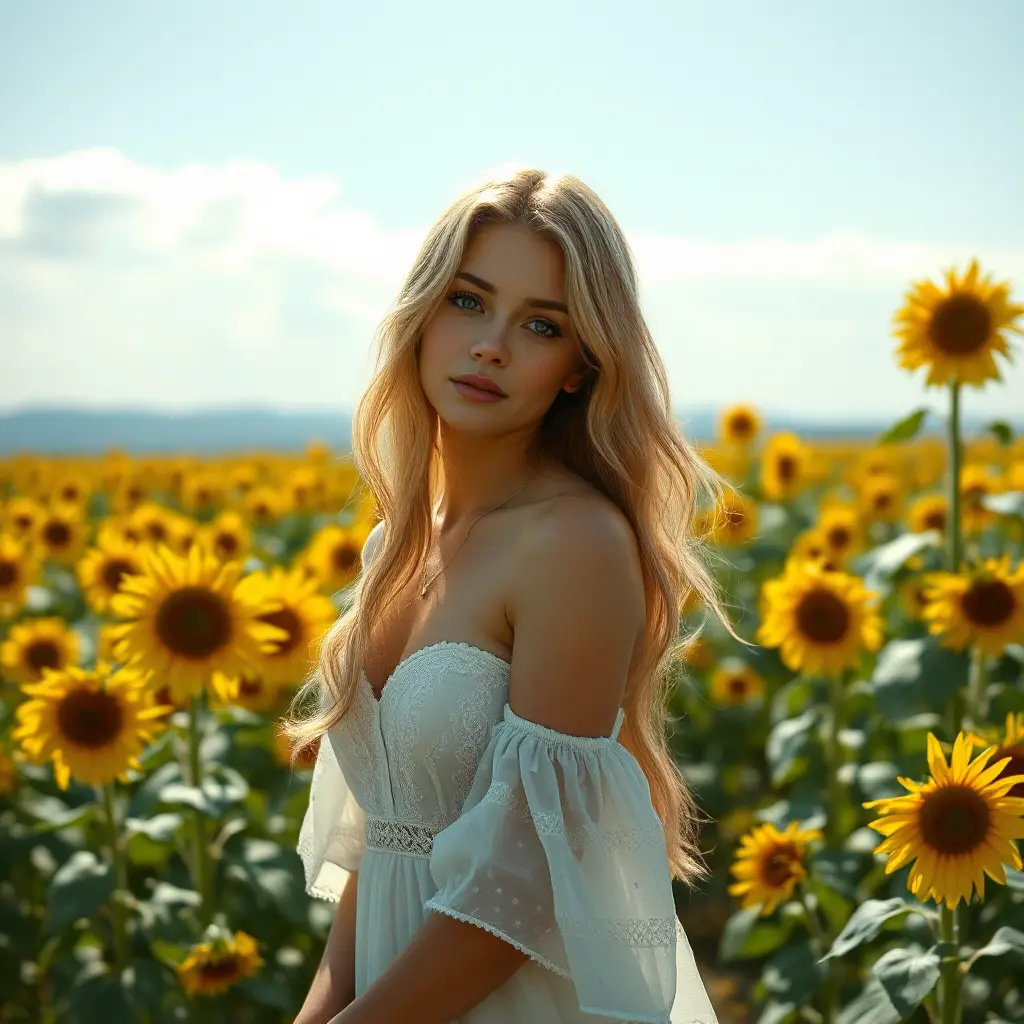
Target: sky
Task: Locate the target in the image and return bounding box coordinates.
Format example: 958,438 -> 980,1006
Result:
1,0 -> 1023,423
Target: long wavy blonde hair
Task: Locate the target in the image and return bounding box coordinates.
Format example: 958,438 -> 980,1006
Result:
281,167 -> 731,885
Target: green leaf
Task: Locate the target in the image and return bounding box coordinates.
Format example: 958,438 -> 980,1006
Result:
873,946 -> 941,1015
984,420 -> 1014,446
765,708 -> 820,786
719,906 -> 791,962
46,850 -> 114,934
855,530 -> 941,593
756,1001 -> 798,1024
761,939 -> 825,1004
822,898 -> 912,961
878,408 -> 928,444
149,938 -> 189,969
970,925 -> 1024,961
837,975 -> 901,1024
124,812 -> 183,842
870,638 -> 968,719
29,800 -> 97,833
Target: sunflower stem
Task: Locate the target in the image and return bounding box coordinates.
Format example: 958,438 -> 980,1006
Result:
825,672 -> 846,848
100,782 -> 130,973
947,382 -> 963,574
938,903 -> 963,1024
187,693 -> 213,928
798,886 -> 836,1024
965,649 -> 988,730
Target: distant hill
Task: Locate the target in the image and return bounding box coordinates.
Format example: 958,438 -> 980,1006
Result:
0,406 -> 1014,455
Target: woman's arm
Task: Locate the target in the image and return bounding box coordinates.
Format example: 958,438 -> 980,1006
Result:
328,911 -> 528,1024
294,870 -> 360,1024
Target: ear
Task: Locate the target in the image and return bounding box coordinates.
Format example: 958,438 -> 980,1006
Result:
563,370 -> 588,394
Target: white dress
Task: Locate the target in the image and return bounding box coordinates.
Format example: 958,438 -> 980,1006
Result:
297,640 -> 719,1024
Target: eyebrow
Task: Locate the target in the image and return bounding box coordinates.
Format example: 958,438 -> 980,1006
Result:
454,272 -> 569,315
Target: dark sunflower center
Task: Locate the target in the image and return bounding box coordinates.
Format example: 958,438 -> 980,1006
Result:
56,687 -> 124,749
795,588 -> 851,644
239,677 -> 265,697
215,533 -> 240,557
61,485 -> 80,502
260,607 -> 302,657
14,514 -> 33,531
919,784 -> 990,854
962,580 -> 1015,628
727,676 -> 748,697
762,844 -> 800,887
146,523 -> 169,543
198,955 -> 241,982
923,510 -> 947,531
730,414 -> 754,438
155,587 -> 233,659
0,560 -> 18,587
725,507 -> 746,528
873,492 -> 892,511
27,640 -> 62,673
777,456 -> 797,483
331,543 -> 358,574
929,294 -> 992,356
992,746 -> 1024,799
827,525 -> 851,550
44,521 -> 72,548
101,558 -> 137,593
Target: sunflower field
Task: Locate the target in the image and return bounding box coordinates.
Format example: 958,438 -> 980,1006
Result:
1,258 -> 1023,1024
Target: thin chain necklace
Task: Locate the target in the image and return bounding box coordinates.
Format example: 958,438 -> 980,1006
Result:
419,467 -> 542,598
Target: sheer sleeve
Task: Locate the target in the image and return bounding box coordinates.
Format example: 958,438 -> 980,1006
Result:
424,704 -> 719,1024
297,733 -> 367,902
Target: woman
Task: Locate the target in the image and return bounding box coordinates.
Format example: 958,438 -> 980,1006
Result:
284,168 -> 728,1023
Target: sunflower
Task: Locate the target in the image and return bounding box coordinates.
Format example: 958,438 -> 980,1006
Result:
0,532 -> 40,619
288,466 -> 327,513
965,713 -> 1024,801
898,575 -> 930,622
727,821 -> 824,916
863,732 -> 1024,910
907,492 -> 948,535
758,562 -> 883,677
680,635 -> 715,672
76,533 -> 146,615
710,661 -> 765,707
12,663 -> 171,790
922,556 -> 1024,658
108,544 -> 287,703
857,472 -> 904,524
176,927 -> 264,998
34,503 -> 87,566
1,617 -> 81,684
128,502 -> 178,549
180,472 -> 224,513
49,472 -> 92,507
244,485 -> 289,526
960,463 -> 1003,535
786,529 -> 841,573
304,524 -> 368,591
1006,461 -> 1024,493
109,475 -> 147,515
708,490 -> 758,547
211,671 -> 279,712
233,566 -> 337,687
718,404 -> 762,446
817,502 -> 863,562
893,258 -> 1024,388
760,433 -> 808,502
198,510 -> 252,564
4,495 -> 45,540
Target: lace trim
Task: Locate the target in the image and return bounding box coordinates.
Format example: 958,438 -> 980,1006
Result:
364,816 -> 441,858
422,898 -> 571,979
482,781 -> 666,854
558,912 -> 677,948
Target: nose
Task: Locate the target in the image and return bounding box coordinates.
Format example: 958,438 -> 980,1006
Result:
469,325 -> 510,362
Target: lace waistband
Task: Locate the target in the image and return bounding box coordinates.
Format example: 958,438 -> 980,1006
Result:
364,816 -> 442,858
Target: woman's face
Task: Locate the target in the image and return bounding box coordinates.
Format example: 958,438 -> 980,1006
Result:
418,222 -> 586,434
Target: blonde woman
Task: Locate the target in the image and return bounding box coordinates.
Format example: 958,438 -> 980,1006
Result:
286,168 -> 726,1024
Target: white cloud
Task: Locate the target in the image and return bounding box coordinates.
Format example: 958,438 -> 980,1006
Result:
1,148 -> 1022,419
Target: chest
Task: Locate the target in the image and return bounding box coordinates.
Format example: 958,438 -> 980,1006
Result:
362,518 -> 523,698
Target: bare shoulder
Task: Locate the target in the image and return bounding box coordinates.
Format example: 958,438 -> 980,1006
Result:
505,489 -> 646,738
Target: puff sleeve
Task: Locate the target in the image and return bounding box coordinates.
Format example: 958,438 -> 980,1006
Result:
297,733 -> 367,902
424,704 -> 719,1024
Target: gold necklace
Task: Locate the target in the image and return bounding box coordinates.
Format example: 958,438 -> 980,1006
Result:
419,467 -> 542,598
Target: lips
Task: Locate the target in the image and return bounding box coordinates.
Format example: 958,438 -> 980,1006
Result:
451,375 -> 506,396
